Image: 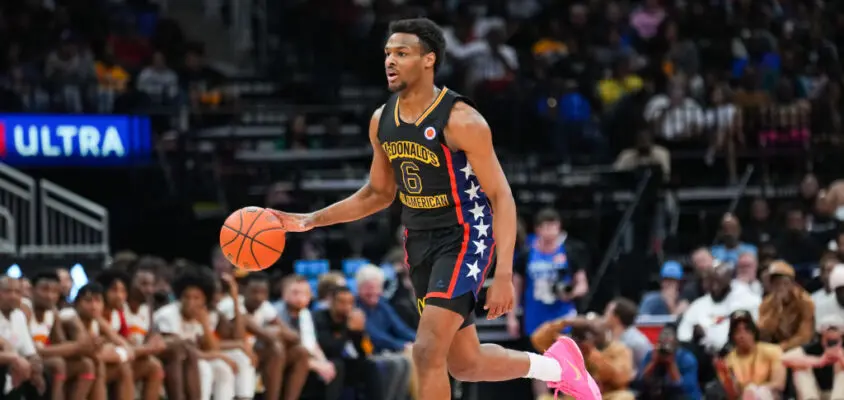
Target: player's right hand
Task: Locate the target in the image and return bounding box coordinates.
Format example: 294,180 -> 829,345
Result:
268,210 -> 316,232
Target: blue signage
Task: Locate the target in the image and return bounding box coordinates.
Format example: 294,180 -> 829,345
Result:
0,114 -> 151,166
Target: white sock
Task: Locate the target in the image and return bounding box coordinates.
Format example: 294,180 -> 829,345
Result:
524,352 -> 563,382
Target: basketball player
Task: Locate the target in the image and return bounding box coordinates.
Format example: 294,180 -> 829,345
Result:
96,269 -> 166,400
27,271 -> 99,400
208,274 -> 258,400
0,277 -> 47,398
60,283 -> 136,400
271,18 -> 600,400
217,272 -> 310,400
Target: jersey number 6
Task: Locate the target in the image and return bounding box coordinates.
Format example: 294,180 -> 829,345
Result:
400,161 -> 423,194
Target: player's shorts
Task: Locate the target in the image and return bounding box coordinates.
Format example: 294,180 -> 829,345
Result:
405,224 -> 496,329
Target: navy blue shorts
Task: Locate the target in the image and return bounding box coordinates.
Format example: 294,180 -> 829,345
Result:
404,224 -> 496,328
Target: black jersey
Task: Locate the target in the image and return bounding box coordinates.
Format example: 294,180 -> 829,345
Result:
377,87 -> 493,230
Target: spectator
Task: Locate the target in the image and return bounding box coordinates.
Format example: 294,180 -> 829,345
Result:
613,129 -> 671,182
605,297 -> 653,368
354,265 -> 415,399
571,324 -> 636,399
314,272 -> 346,311
381,248 -> 419,330
107,18 -> 152,71
136,51 -> 179,103
644,80 -> 706,141
680,247 -> 715,307
639,261 -> 686,316
713,310 -> 785,400
44,38 -> 95,112
93,51 -> 128,113
0,276 -> 45,398
774,207 -> 823,266
814,266 -> 844,330
275,275 -> 344,400
536,78 -> 602,165
757,261 -> 815,350
313,287 -> 392,400
784,314 -> 844,399
637,324 -> 701,400
629,0 -> 666,41
678,263 -> 762,352
179,46 -> 224,108
733,252 -> 764,297
812,256 -> 841,313
511,208 -> 588,340
597,57 -> 643,109
445,19 -> 518,96
711,214 -> 758,264
742,198 -> 778,246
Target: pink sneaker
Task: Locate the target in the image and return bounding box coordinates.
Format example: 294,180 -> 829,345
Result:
543,336 -> 602,400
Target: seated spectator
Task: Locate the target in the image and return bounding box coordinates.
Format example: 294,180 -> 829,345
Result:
313,287 -> 390,400
733,252 -> 764,296
613,129 -> 671,182
711,214 -> 758,264
94,51 -> 128,113
815,266 -> 844,330
637,324 -> 701,400
136,51 -> 179,104
643,81 -> 705,142
639,261 -> 686,316
382,248 -> 419,330
314,272 -> 347,311
742,198 -> 779,246
597,57 -> 643,109
757,261 -> 814,351
783,314 -> 844,399
44,37 -> 95,113
107,19 -> 152,71
275,275 -> 344,400
678,263 -> 762,352
605,297 -> 653,368
355,265 -> 416,398
812,255 -> 841,315
774,207 -> 823,266
571,324 -> 635,399
713,310 -> 785,399
680,247 -> 716,307
179,46 -> 224,108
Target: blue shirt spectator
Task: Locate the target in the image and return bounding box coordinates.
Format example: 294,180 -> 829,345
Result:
637,347 -> 701,400
639,261 -> 684,316
357,298 -> 416,353
537,90 -> 592,122
355,264 -> 415,353
637,324 -> 701,400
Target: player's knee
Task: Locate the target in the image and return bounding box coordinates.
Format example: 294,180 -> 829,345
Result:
79,357 -> 97,375
288,343 -> 308,363
447,358 -> 479,382
269,340 -> 286,361
412,339 -> 446,370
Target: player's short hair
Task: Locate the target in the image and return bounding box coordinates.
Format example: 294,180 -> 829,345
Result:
31,271 -> 60,287
388,18 -> 446,72
535,208 -> 561,225
611,297 -> 639,327
75,283 -> 104,301
95,269 -> 131,291
355,264 -> 385,286
317,272 -> 346,300
132,255 -> 166,276
172,267 -> 217,307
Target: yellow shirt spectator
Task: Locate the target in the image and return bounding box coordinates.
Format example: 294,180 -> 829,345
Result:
598,75 -> 643,107
725,342 -> 783,387
95,61 -> 129,92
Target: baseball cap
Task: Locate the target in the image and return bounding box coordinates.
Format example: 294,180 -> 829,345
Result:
729,309 -> 756,328
660,261 -> 684,280
768,260 -> 795,278
830,265 -> 844,290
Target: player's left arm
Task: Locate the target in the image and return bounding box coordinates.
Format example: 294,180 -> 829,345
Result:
446,102 -> 517,318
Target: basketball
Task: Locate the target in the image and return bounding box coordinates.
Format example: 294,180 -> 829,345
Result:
219,207 -> 286,271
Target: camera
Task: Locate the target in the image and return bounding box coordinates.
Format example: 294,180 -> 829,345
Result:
555,282 -> 574,295
827,339 -> 840,347
657,342 -> 675,356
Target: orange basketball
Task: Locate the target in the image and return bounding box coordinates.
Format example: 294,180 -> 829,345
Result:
219,207 -> 286,271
